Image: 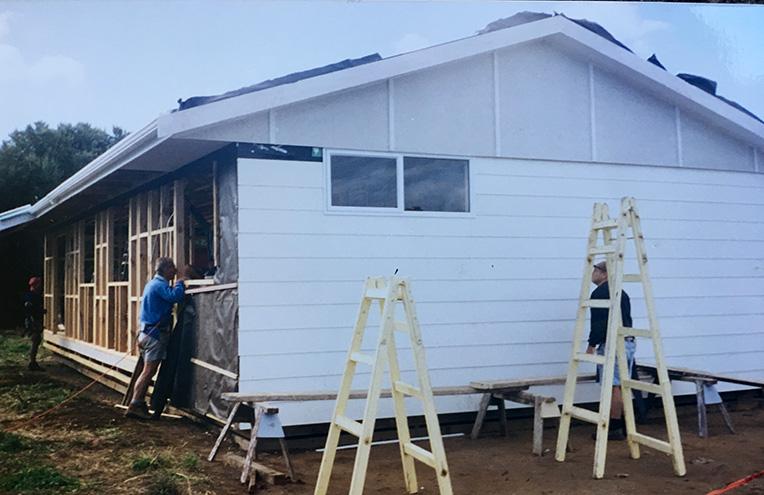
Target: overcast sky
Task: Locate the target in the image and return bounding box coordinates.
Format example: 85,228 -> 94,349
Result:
0,1 -> 762,141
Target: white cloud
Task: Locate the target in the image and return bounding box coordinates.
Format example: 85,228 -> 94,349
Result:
0,11 -> 85,87
392,32 -> 432,55
690,6 -> 764,84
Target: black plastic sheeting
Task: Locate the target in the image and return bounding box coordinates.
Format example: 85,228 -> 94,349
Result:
177,54 -> 382,111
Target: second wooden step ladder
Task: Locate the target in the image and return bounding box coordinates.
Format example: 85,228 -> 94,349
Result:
555,197 -> 686,479
315,276 -> 453,495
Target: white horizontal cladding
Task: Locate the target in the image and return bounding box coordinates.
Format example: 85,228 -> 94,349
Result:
239,258 -> 764,286
237,276 -> 764,309
236,155 -> 764,425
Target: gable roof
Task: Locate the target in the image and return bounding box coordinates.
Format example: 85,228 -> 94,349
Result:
161,12 -> 764,141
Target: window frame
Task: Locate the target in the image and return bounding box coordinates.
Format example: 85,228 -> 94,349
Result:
325,149 -> 473,217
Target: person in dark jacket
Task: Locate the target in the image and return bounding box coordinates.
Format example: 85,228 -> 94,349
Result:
586,261 -> 635,440
125,257 -> 186,419
22,276 -> 45,371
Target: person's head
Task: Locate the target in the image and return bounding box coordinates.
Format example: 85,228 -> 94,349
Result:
154,257 -> 177,280
28,276 -> 42,293
591,261 -> 608,286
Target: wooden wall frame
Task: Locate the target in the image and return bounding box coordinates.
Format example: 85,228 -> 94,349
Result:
44,177 -> 193,357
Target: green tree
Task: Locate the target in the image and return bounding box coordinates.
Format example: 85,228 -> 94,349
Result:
0,122 -> 127,213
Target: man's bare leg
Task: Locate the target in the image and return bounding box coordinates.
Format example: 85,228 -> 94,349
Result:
131,360 -> 160,405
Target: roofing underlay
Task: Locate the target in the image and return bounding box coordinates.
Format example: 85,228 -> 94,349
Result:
176,11 -> 762,124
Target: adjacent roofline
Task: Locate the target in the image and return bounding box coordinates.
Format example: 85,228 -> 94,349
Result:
157,15 -> 764,147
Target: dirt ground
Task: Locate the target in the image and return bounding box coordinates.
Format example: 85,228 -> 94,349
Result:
1,330 -> 763,495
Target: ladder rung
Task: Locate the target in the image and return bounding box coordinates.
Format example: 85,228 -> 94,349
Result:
592,220 -> 618,230
621,379 -> 662,395
566,406 -> 603,425
619,327 -> 651,338
394,320 -> 409,332
403,443 -> 436,468
335,415 -> 363,438
350,352 -> 375,366
623,274 -> 642,283
589,245 -> 616,255
365,288 -> 388,299
393,380 -> 421,398
575,353 -> 605,365
583,299 -> 611,309
630,432 -> 673,454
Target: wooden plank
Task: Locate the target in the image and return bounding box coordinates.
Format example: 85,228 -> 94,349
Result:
637,363 -> 764,389
185,282 -> 238,295
223,385 -> 477,403
471,374 -> 596,391
190,358 -> 238,380
222,453 -> 287,486
532,395 -> 544,456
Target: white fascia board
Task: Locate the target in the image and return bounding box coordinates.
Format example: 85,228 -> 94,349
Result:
157,15 -> 569,138
159,14 -> 764,148
554,20 -> 764,146
0,204 -> 33,232
28,120 -> 162,219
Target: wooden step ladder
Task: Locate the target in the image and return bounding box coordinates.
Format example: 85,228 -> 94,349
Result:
555,197 -> 686,479
314,276 -> 453,495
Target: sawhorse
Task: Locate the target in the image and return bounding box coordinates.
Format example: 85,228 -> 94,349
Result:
208,399 -> 295,491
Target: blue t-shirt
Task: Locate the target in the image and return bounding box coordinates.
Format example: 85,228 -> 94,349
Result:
139,275 -> 185,337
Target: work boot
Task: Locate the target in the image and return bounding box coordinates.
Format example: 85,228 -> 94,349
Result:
607,418 -> 626,441
124,402 -> 152,420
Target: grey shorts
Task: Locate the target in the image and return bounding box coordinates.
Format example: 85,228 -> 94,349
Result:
137,330 -> 170,362
597,339 -> 636,386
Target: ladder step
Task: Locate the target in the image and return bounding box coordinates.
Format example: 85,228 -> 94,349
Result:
589,245 -> 616,255
365,288 -> 388,299
619,327 -> 651,338
566,406 -> 603,425
621,379 -> 662,395
403,443 -> 436,468
393,380 -> 421,398
575,353 -> 605,365
592,220 -> 618,230
623,274 -> 642,283
394,320 -> 409,333
349,352 -> 375,366
629,432 -> 673,454
583,299 -> 611,309
335,415 -> 363,438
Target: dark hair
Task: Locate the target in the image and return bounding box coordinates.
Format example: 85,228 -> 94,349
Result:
154,257 -> 175,275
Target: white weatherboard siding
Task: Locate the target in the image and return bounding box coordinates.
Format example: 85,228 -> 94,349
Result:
237,157 -> 764,426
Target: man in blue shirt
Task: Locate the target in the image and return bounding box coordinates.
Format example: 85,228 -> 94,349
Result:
125,257 -> 186,419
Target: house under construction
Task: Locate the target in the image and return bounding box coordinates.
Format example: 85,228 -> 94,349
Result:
1,13 -> 762,425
